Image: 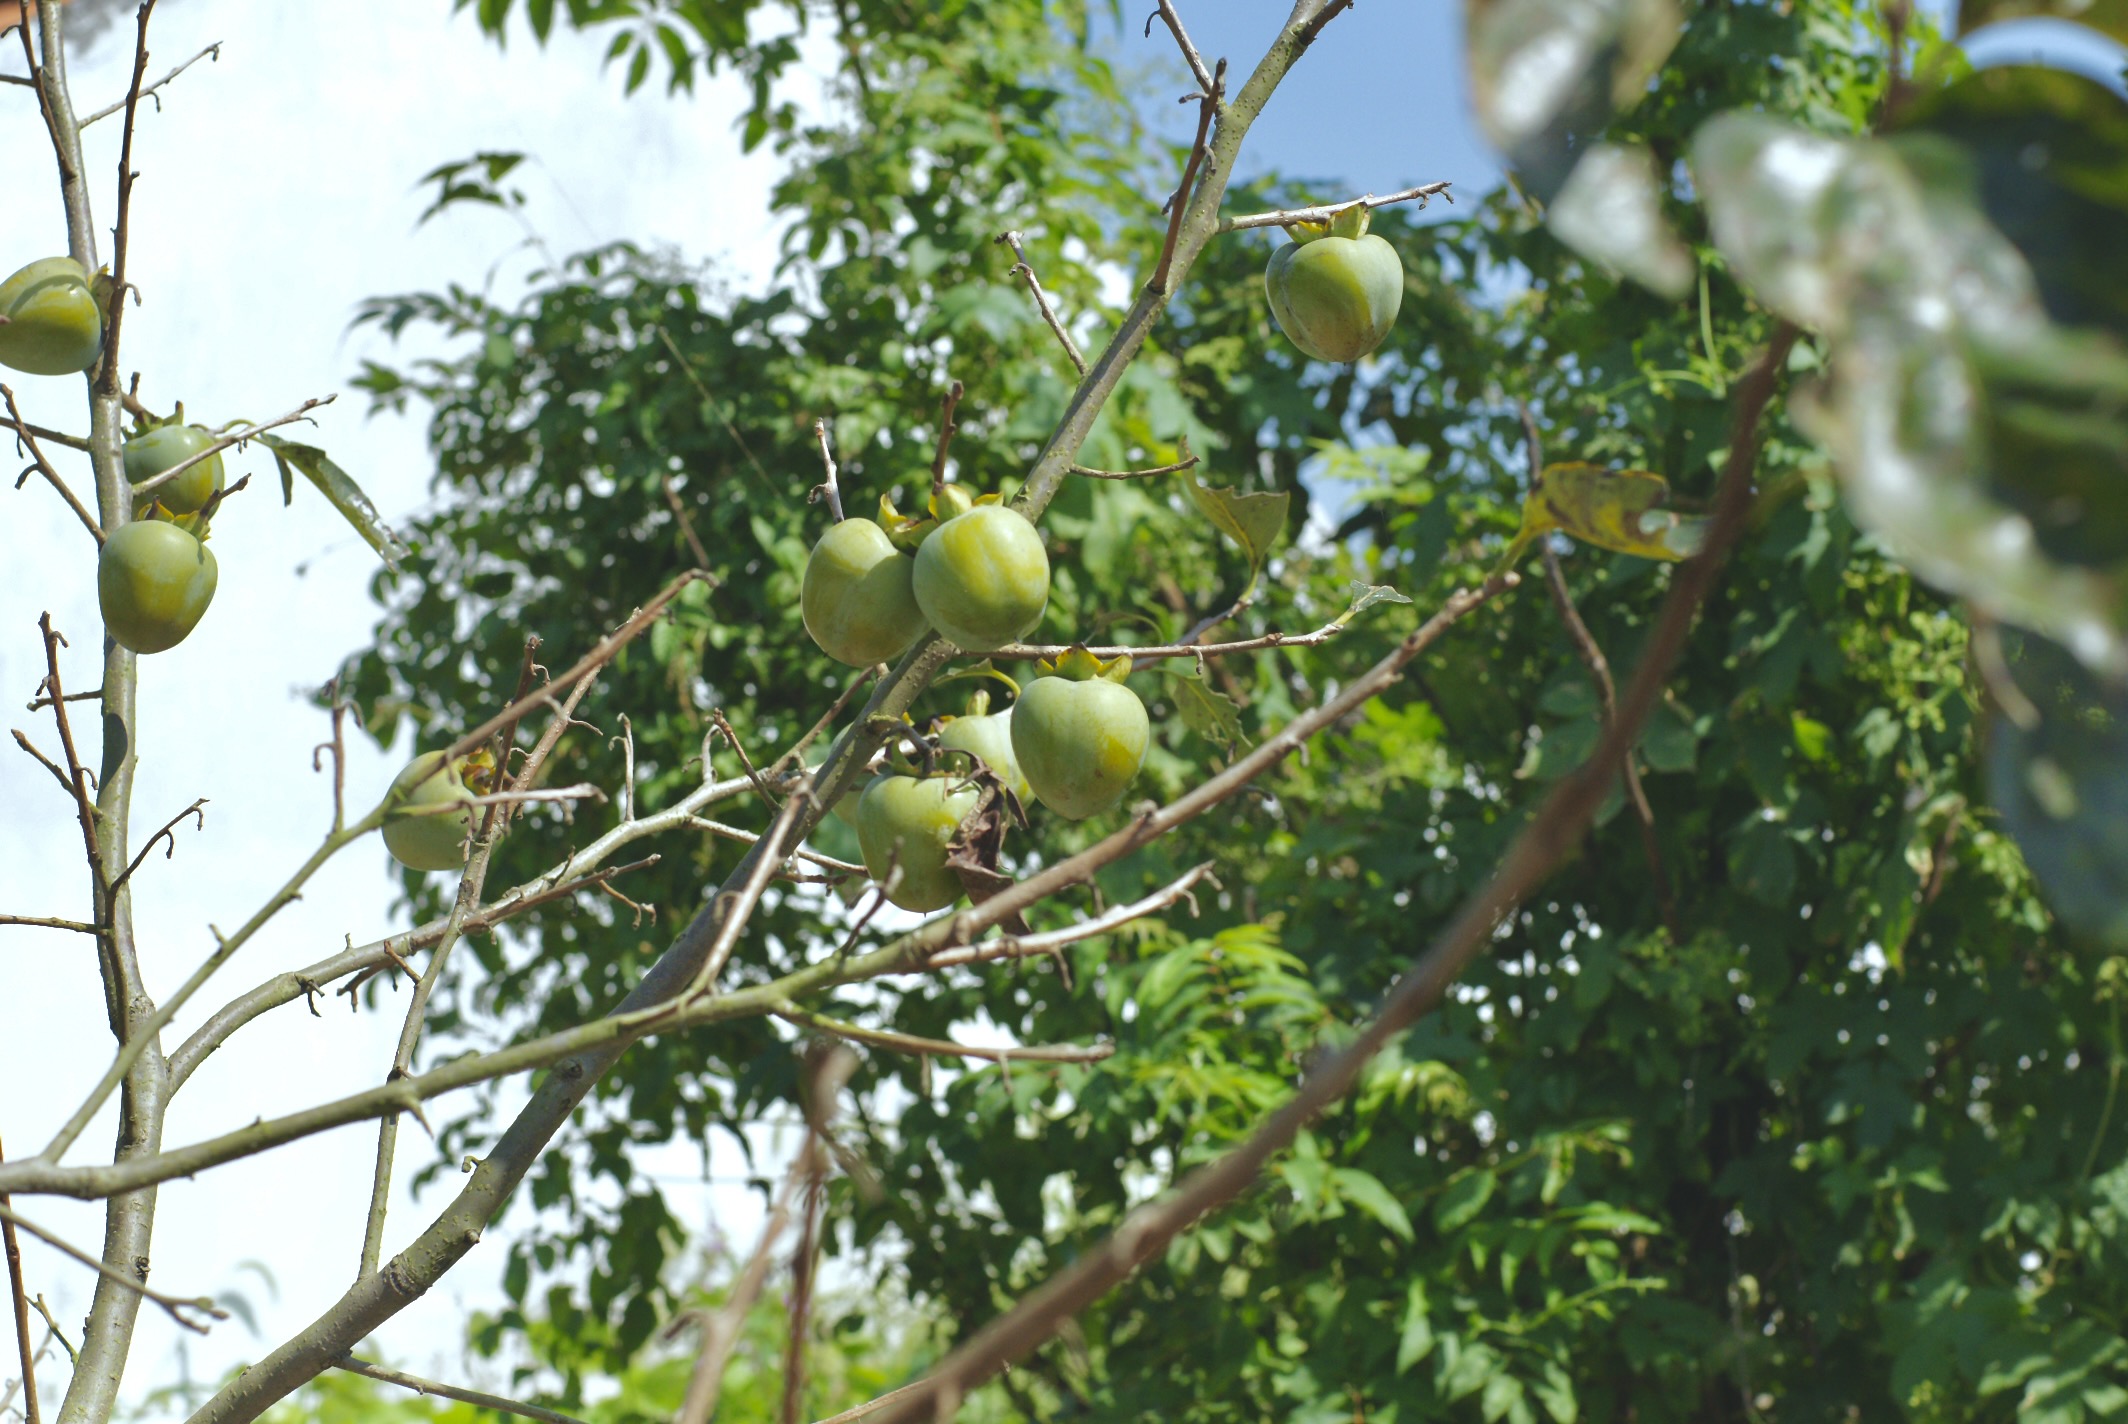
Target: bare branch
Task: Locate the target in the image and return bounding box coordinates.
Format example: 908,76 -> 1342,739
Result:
1150,60 -> 1224,294
3,386 -> 99,543
778,1007 -> 1113,1064
105,797 -> 206,895
1069,442 -> 1196,480
0,413 -> 86,452
770,661 -> 880,781
330,1357 -> 587,1424
993,613 -> 1353,667
0,1136 -> 37,1424
920,861 -> 1213,970
93,0 -> 158,387
1147,0 -> 1218,95
810,418 -> 845,523
995,231 -> 1086,376
929,380 -> 964,499
1218,181 -> 1454,233
0,914 -> 100,936
80,41 -> 219,126
34,615 -> 104,888
126,395 -> 335,504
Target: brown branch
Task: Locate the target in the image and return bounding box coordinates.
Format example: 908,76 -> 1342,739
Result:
929,380 -> 965,499
34,616 -> 104,890
1521,407 -> 1678,938
95,0 -> 157,391
80,41 -> 218,126
7,730 -> 74,798
1150,59 -> 1224,294
858,326 -> 1797,1424
0,413 -> 87,452
3,386 -> 99,543
330,1357 -> 587,1424
1147,0 -> 1218,95
0,1136 -> 36,1424
807,1381 -> 931,1424
996,232 -> 1086,376
1218,181 -> 1453,233
105,796 -> 206,896
310,678 -> 349,832
810,418 -> 845,523
0,1202 -> 223,1334
661,473 -> 714,569
26,686 -> 99,712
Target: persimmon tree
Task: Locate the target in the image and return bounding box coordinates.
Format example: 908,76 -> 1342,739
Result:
4,0 -> 2127,1421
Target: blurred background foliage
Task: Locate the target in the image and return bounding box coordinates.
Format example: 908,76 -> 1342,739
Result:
259,0 -> 2128,1418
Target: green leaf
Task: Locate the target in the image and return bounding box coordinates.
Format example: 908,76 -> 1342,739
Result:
1345,580 -> 1414,619
258,434 -> 410,567
1331,1167 -> 1416,1242
1164,667 -> 1250,754
1433,1168 -> 1498,1232
1534,1362 -> 1579,1424
1397,1281 -> 1437,1373
1188,481 -> 1289,574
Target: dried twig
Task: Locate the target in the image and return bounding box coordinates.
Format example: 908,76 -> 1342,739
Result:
105,797 -> 206,895
1147,0 -> 1218,95
929,380 -> 964,498
3,386 -> 99,543
920,862 -> 1213,970
95,0 -> 158,386
1069,441 -> 1197,480
80,40 -> 219,126
0,1202 -> 224,1335
0,1136 -> 36,1424
1150,59 -> 1224,294
996,231 -> 1086,376
1218,181 -> 1454,233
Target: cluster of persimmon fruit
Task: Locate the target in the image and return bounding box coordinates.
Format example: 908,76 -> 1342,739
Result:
11,203 -> 1406,904
2,256 -> 226,655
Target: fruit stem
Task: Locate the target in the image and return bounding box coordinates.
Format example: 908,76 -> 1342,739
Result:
929,380 -> 963,499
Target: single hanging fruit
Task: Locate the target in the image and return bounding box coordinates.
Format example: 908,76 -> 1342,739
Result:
855,771 -> 981,912
0,257 -> 105,376
935,688 -> 1032,803
382,751 -> 479,872
97,519 -> 218,654
125,423 -> 226,516
1011,647 -> 1149,821
912,485 -> 1049,652
802,511 -> 929,666
1263,205 -> 1404,363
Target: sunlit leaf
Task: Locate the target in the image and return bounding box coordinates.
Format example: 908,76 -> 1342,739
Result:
1187,481 -> 1289,575
1164,666 -> 1250,754
1544,142 -> 1694,298
259,434 -> 412,568
1508,462 -> 1708,567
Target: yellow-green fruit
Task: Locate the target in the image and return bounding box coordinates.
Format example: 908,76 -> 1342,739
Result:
937,708 -> 1031,803
911,503 -> 1050,652
96,520 -> 218,654
0,257 -> 104,376
1011,671 -> 1150,821
125,424 -> 225,516
801,518 -> 929,667
1264,228 -> 1404,363
382,752 -> 477,872
855,773 -> 980,912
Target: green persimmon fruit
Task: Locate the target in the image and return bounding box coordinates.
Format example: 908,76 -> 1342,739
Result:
911,488 -> 1050,652
125,424 -> 225,517
855,773 -> 980,912
96,519 -> 217,654
0,257 -> 104,376
937,705 -> 1031,803
1263,207 -> 1404,364
382,751 -> 477,872
1011,647 -> 1149,821
802,517 -> 929,667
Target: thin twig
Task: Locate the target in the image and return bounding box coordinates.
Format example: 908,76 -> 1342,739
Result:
654,325 -> 776,492
671,1145 -> 808,1424
1218,181 -> 1455,233
683,818 -> 864,880
1069,444 -> 1196,480
778,1008 -> 1113,1064
0,1137 -> 37,1424
3,386 -> 99,543
310,677 -> 349,832
929,380 -> 964,499
80,40 -> 218,126
995,232 -> 1086,376
770,662 -> 881,780
1150,60 -> 1224,294
0,1203 -> 224,1334
331,1357 -> 587,1424
126,395 -> 334,503
35,616 -> 104,890
1147,0 -> 1218,95
780,1048 -> 856,1424
807,1380 -> 932,1424
685,790 -> 811,998
104,796 -> 206,896
810,418 -> 845,523
992,613 -> 1355,667
97,0 -> 159,390
920,862 -> 1213,970
0,914 -> 100,936
0,414 -> 86,452
661,474 -> 714,567
25,686 -> 98,712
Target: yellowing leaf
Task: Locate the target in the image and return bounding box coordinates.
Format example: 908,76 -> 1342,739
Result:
1505,461 -> 1709,568
1188,481 -> 1289,575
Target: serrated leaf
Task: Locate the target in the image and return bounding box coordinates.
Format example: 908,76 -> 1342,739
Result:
1164,667 -> 1250,754
1188,481 -> 1289,574
258,434 -> 410,567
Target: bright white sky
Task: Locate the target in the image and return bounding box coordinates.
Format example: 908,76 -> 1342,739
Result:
0,2 -> 799,1409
